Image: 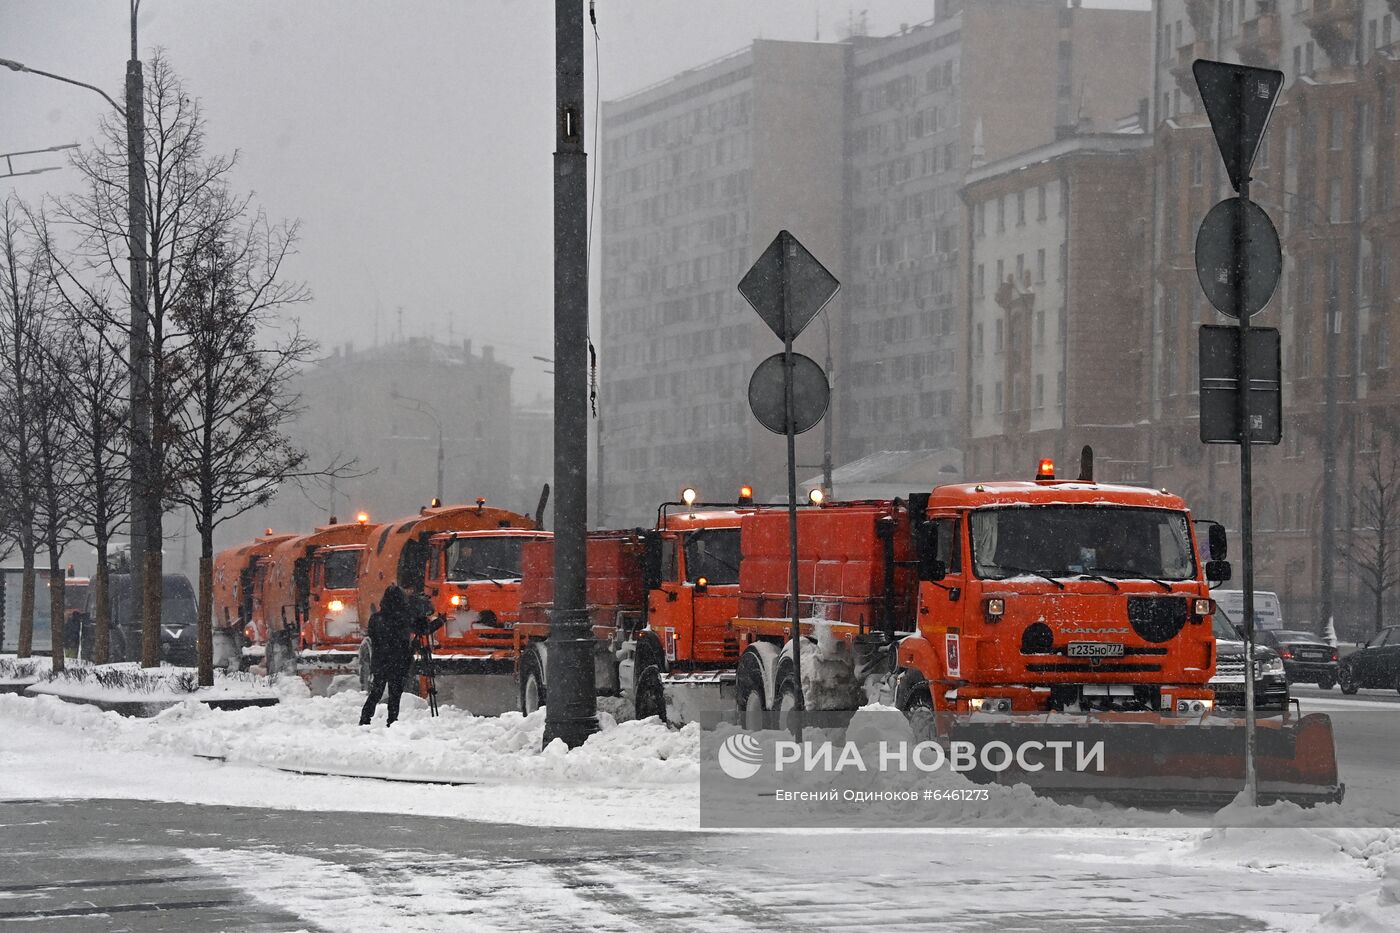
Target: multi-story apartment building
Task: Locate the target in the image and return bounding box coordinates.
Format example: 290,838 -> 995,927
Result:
1145,0 -> 1400,632
963,128 -> 1153,480
842,0 -> 1150,459
597,40 -> 847,523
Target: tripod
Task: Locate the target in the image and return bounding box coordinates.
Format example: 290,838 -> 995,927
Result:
411,631 -> 439,718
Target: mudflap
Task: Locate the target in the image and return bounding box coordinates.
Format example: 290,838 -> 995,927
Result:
945,711 -> 1344,809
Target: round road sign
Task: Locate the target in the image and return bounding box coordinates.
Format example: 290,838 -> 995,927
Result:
747,352 -> 829,435
1194,197 -> 1282,319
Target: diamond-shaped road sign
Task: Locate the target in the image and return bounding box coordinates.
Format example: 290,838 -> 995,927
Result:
738,230 -> 840,342
1193,60 -> 1284,192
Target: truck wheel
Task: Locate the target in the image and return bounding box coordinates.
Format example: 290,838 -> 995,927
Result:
1316,673 -> 1336,691
905,690 -> 937,745
773,665 -> 802,733
736,651 -> 767,730
1339,665 -> 1359,695
357,639 -> 373,692
635,665 -> 667,722
520,649 -> 546,715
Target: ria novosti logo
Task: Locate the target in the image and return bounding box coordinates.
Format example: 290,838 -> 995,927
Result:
717,733 -> 765,779
715,734 -> 1106,779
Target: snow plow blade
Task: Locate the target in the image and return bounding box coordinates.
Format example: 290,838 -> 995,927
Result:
946,711 -> 1343,809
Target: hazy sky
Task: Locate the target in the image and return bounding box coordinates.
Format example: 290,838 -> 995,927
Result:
2,0 -> 944,402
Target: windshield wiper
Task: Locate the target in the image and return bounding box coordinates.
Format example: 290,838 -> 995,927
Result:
990,564 -> 1066,590
1090,566 -> 1173,592
1076,572 -> 1120,591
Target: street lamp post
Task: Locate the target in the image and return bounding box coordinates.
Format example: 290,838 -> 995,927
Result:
0,143 -> 78,180
2,1 -> 155,666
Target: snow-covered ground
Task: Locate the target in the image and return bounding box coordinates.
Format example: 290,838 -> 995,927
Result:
2,688 -> 1399,930
20,659 -> 281,705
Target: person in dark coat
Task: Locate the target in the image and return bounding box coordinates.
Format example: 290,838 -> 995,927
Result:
359,584 -> 415,726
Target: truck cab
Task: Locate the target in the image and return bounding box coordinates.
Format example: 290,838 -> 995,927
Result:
897,475 -> 1220,716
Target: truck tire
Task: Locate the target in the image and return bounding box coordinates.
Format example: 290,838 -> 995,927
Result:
735,650 -> 767,730
635,665 -> 667,722
773,664 -> 802,733
519,648 -> 546,715
905,690 -> 937,745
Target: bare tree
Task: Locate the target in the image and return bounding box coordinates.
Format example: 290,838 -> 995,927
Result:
0,197 -> 50,658
62,312 -> 130,664
1341,430 -> 1400,635
31,336 -> 86,673
169,217 -> 315,686
52,53 -> 246,667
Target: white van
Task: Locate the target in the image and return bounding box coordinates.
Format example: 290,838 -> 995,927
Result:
1212,590 -> 1284,632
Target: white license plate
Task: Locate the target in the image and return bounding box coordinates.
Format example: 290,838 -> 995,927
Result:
1068,641 -> 1125,658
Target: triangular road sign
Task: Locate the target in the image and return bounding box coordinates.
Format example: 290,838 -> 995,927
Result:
1193,60 -> 1284,192
738,230 -> 840,342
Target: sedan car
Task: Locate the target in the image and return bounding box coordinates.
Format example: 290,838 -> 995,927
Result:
1259,629 -> 1340,689
1210,612 -> 1290,712
1339,625 -> 1400,695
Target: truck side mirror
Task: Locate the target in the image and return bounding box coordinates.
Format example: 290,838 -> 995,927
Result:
641,532 -> 662,592
1208,522 -> 1228,561
1205,559 -> 1232,584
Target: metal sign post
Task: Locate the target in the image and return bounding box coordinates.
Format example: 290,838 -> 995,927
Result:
1193,60 -> 1284,806
739,231 -> 839,740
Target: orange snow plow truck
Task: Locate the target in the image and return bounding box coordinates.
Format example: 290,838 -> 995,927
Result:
575,458 -> 1342,807
212,516 -> 378,675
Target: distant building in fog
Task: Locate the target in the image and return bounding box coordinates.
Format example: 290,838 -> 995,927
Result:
597,39 -> 847,522
217,337 -> 520,547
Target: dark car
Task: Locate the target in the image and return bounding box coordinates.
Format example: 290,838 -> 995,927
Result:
1210,612 -> 1290,712
1339,625 -> 1400,695
1259,629 -> 1340,689
73,573 -> 200,665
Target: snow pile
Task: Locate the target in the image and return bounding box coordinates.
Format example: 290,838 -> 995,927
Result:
1312,856 -> 1400,932
0,690 -> 697,788
25,661 -> 278,703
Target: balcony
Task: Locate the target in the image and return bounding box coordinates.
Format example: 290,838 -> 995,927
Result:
1305,0 -> 1361,61
1171,40 -> 1214,101
1236,12 -> 1283,67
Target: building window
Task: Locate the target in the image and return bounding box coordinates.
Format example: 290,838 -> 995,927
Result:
1034,374 -> 1044,408
975,263 -> 985,297
997,197 -> 1005,232
1035,310 -> 1046,345
1191,145 -> 1204,186
974,384 -> 983,416
1036,248 -> 1046,283
1016,191 -> 1026,226
1329,178 -> 1343,223
994,381 -> 1004,413
975,322 -> 984,356
1037,186 -> 1047,221
1329,111 -> 1344,151
995,319 -> 1005,352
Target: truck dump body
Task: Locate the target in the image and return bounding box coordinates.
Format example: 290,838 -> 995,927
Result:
212,534 -> 298,646
256,519 -> 379,659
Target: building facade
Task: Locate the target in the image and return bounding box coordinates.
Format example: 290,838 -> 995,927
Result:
597,40 -> 848,522
963,130 -> 1153,480
1144,0 -> 1400,634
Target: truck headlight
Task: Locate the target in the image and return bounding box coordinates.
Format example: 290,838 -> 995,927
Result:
328,599 -> 345,613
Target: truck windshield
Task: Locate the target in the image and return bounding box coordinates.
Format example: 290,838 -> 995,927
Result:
685,527 -> 741,585
445,536 -> 527,582
970,506 -> 1196,582
321,549 -> 361,590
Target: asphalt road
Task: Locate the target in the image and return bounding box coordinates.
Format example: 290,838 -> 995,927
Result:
0,798 -> 1363,932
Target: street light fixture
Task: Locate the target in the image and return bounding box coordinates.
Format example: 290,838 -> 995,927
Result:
1,143 -> 79,180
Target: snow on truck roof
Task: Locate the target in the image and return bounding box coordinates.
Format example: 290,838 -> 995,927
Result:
927,480 -> 1188,511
